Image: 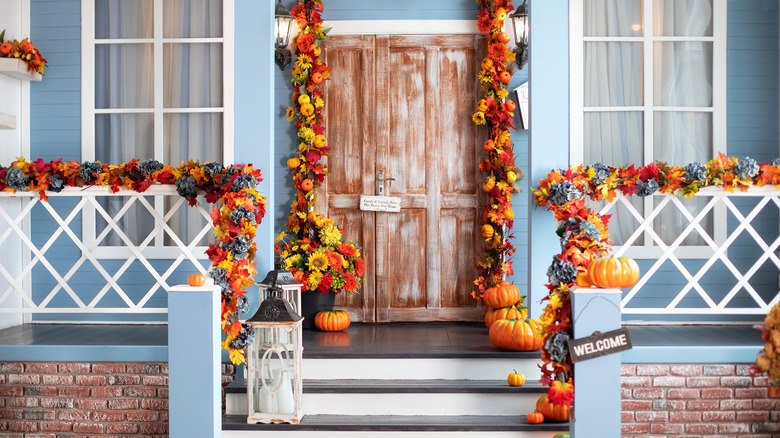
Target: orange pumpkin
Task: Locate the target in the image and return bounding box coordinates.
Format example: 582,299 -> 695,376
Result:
504,207 -> 515,221
498,70 -> 511,83
314,309 -> 351,332
481,224 -> 494,240
484,139 -> 495,151
504,99 -> 516,112
536,395 -> 570,422
489,318 -> 544,351
587,256 -> 640,289
484,304 -> 528,328
300,179 -> 313,191
497,32 -> 511,45
526,412 -> 544,424
311,71 -> 323,84
482,281 -> 520,308
507,370 -> 525,387
287,157 -> 301,169
300,103 -> 315,117
313,134 -> 327,148
187,274 -> 205,287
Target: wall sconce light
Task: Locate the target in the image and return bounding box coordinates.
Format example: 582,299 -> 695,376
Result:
275,0 -> 294,71
510,0 -> 528,69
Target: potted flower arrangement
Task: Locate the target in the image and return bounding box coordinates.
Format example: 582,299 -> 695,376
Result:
0,29 -> 47,75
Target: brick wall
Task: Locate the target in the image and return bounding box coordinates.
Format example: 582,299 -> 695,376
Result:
622,364 -> 780,437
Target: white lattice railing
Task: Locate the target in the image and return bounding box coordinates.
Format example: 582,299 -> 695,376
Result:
599,186 -> 780,315
0,186 -> 212,314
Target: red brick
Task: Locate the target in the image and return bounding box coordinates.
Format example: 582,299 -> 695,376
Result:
160,410 -> 168,421
24,385 -> 58,396
23,434 -> 57,438
702,364 -> 735,375
125,411 -> 158,422
736,364 -> 754,376
621,411 -> 633,422
686,376 -> 720,387
653,376 -> 685,387
74,399 -> 107,410
686,423 -> 717,434
58,363 -> 90,374
622,400 -> 652,410
91,387 -> 123,398
7,374 -> 41,385
0,386 -> 24,396
621,364 -> 637,376
753,375 -> 771,386
621,376 -> 652,387
74,422 -> 104,433
718,423 -> 751,433
0,363 -> 24,373
126,363 -> 161,374
58,387 -> 90,397
0,409 -> 24,419
40,397 -> 74,409
670,411 -> 701,422
668,388 -> 700,399
139,423 -> 168,434
7,420 -> 38,432
753,422 -> 780,433
124,387 -> 156,398
39,421 -> 72,432
141,398 -> 168,410
107,423 -> 139,434
670,364 -> 701,376
721,376 -> 752,387
652,400 -> 685,410
58,410 -> 90,421
108,399 -> 139,410
754,398 -> 780,410
23,409 -> 55,420
75,375 -> 106,386
635,411 -> 668,422
621,387 -> 631,399
142,375 -> 167,386
701,388 -> 732,399
687,400 -> 720,411
636,364 -> 670,376
621,423 -> 650,434
42,375 -> 73,385
736,410 -> 769,422
107,375 -> 141,385
157,387 -> 168,398
703,410 -> 736,421
735,387 -> 767,398
721,399 -> 751,410
92,410 -> 125,422
24,363 -> 58,374
91,363 -> 126,374
160,363 -> 169,374
9,397 -> 39,407
651,423 -> 684,434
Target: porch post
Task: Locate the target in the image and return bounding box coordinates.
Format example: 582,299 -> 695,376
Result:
168,285 -> 221,438
571,287 -> 622,438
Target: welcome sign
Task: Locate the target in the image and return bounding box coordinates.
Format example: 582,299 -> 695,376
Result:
568,328 -> 632,363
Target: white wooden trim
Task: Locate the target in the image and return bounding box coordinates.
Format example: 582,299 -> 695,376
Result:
81,0 -> 96,161
222,0 -> 235,165
569,0 -> 584,165
94,37 -> 223,44
583,36 -> 714,42
326,20 -> 479,35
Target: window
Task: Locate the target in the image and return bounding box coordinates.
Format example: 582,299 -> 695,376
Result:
81,0 -> 233,256
570,0 -> 726,258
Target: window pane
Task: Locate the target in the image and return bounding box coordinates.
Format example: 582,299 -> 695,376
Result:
95,0 -> 153,39
653,196 -> 711,246
584,0 -> 643,37
653,42 -> 713,107
95,113 -> 154,162
95,44 -> 154,109
653,111 -> 712,160
163,113 -> 223,163
653,0 -> 713,37
584,112 -> 644,165
584,42 -> 643,107
164,0 -> 223,38
164,44 -> 223,108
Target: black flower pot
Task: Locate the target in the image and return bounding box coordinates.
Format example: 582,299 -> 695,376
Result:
300,291 -> 336,329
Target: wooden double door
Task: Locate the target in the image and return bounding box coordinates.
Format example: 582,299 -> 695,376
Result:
320,35 -> 486,322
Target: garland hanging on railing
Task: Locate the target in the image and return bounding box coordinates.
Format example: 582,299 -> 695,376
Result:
532,153 -> 780,407
471,0 -> 523,302
0,157 -> 267,365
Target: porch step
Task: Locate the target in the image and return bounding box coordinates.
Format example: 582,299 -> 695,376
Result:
222,414 -> 569,436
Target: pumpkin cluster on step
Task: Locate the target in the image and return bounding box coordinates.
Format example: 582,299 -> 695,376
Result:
526,394 -> 571,424
483,281 -> 543,352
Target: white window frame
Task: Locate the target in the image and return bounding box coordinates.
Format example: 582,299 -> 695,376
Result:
570,0 -> 727,259
80,0 -> 234,259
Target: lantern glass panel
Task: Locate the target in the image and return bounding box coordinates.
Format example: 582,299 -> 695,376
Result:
275,16 -> 292,48
248,324 -> 300,420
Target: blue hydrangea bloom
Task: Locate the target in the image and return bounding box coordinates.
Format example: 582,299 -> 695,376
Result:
682,162 -> 707,183
139,159 -> 163,176
590,163 -> 610,185
230,206 -> 257,225
203,162 -> 224,177
231,174 -> 257,192
236,296 -> 250,315
221,166 -> 242,185
79,161 -> 102,182
230,323 -> 255,350
636,179 -> 659,197
228,236 -> 251,260
175,175 -> 198,199
5,167 -> 29,191
734,157 -> 759,179
544,331 -> 570,363
549,181 -> 581,206
48,174 -> 64,192
772,158 -> 780,167
579,220 -> 601,241
547,256 -> 578,285
210,267 -> 229,290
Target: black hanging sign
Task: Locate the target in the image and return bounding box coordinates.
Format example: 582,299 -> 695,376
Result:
568,328 -> 632,363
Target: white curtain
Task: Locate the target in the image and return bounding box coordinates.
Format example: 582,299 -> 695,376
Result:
583,0 -> 713,246
95,0 -> 223,246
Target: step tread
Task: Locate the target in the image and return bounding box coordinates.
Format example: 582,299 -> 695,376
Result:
223,414 -> 569,432
227,379 -> 548,394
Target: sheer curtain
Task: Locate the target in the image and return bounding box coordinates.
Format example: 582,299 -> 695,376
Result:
95,0 -> 223,246
583,0 -> 713,246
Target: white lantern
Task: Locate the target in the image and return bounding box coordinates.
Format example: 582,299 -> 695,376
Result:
257,259 -> 303,317
246,288 -> 304,424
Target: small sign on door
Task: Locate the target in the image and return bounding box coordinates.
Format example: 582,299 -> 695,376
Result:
360,195 -> 401,212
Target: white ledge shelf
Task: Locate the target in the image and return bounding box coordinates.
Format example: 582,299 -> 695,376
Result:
0,112 -> 16,130
0,57 -> 42,81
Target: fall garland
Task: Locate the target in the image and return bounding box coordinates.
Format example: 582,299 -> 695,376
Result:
471,0 -> 523,303
533,153 -> 780,406
0,157 -> 267,365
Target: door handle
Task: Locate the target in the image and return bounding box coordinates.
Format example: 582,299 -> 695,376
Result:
377,171 -> 395,196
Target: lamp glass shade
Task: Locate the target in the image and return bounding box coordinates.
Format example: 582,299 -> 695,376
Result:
511,6 -> 528,47
275,2 -> 293,49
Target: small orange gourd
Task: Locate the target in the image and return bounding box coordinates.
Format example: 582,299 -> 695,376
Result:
526,412 -> 544,424
587,256 -> 640,289
300,179 -> 314,191
314,309 -> 351,332
507,370 -> 525,387
287,157 -> 301,169
188,274 -> 205,287
482,281 -> 521,308
489,318 -> 544,351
